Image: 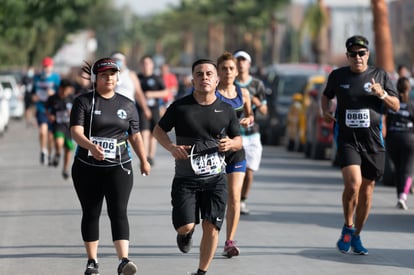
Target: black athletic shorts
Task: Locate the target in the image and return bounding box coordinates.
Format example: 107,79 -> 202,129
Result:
338,143 -> 385,181
171,174 -> 227,230
139,106 -> 160,131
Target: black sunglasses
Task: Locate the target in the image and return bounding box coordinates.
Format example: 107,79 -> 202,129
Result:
347,50 -> 368,58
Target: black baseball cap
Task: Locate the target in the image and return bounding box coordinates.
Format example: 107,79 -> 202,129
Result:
92,58 -> 120,74
345,35 -> 369,51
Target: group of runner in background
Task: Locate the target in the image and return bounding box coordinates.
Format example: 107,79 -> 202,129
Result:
18,44 -> 414,275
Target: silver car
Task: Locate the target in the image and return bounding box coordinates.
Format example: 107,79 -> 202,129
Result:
0,75 -> 24,119
0,83 -> 11,136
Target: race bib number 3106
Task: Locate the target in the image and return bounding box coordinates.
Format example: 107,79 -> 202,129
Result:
88,136 -> 117,159
345,109 -> 370,128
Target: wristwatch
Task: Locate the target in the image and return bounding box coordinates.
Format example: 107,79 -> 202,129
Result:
379,91 -> 388,100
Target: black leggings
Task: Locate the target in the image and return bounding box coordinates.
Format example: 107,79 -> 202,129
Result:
386,133 -> 414,197
72,159 -> 133,242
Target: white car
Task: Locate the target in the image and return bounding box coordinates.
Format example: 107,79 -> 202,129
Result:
0,75 -> 25,119
0,83 -> 11,136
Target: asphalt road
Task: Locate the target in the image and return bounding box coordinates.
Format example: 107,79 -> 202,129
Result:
0,119 -> 413,275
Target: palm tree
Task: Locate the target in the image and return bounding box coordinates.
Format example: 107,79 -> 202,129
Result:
299,0 -> 330,64
371,0 -> 394,73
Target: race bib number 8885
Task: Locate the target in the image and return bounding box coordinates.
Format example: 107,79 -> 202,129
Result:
345,109 -> 370,128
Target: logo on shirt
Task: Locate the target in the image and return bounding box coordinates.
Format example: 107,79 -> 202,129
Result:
214,109 -> 223,113
363,82 -> 373,93
147,78 -> 156,87
117,109 -> 127,119
94,110 -> 101,115
340,84 -> 350,89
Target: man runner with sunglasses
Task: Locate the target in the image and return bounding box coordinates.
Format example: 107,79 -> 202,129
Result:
321,35 -> 399,255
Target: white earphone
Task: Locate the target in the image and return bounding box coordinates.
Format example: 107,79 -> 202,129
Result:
90,62 -> 97,84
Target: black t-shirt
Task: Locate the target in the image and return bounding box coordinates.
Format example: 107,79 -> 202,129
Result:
323,66 -> 397,152
138,74 -> 165,108
46,93 -> 74,126
70,91 -> 140,166
386,100 -> 414,134
158,94 -> 241,178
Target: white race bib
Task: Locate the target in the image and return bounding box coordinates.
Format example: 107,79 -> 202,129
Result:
190,145 -> 225,176
345,109 -> 370,128
55,110 -> 69,124
88,137 -> 117,159
37,89 -> 49,102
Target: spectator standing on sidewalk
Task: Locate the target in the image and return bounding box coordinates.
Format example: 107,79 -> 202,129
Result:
153,58 -> 242,275
321,35 -> 399,255
70,57 -> 150,275
385,76 -> 414,210
234,50 -> 268,214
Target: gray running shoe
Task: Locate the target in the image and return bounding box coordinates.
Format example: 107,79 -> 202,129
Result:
84,259 -> 99,275
177,229 -> 194,253
396,199 -> 408,210
40,151 -> 47,165
240,201 -> 250,215
52,154 -> 60,167
117,258 -> 137,275
62,171 -> 70,180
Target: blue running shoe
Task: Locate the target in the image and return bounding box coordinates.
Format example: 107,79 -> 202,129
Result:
337,225 -> 355,253
351,235 -> 368,255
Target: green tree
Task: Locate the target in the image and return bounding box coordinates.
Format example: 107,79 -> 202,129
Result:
195,0 -> 290,65
155,0 -> 289,66
299,0 -> 330,64
0,0 -> 101,67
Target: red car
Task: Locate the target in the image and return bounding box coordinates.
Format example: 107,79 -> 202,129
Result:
304,86 -> 336,160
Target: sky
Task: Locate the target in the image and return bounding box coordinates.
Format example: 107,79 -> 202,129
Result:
115,0 -> 378,16
114,0 -> 180,15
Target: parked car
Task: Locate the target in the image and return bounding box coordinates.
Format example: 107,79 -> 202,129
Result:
0,75 -> 25,119
258,63 -> 332,145
0,83 -> 11,136
285,74 -> 327,152
304,86 -> 337,160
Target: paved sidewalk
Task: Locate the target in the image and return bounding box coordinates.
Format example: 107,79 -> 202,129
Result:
0,119 -> 413,275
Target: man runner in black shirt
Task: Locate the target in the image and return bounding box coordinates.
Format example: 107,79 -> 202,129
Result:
321,35 -> 399,255
153,59 -> 242,275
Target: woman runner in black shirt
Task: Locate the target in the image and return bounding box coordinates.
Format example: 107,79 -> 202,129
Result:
386,77 -> 414,210
70,57 -> 150,275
